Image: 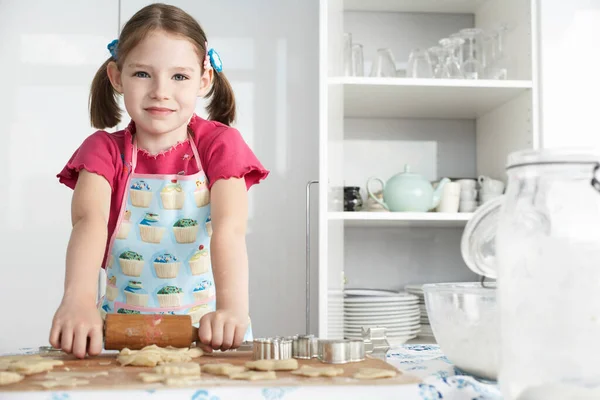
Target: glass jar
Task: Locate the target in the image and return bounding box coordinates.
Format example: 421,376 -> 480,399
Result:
466,149 -> 600,399
343,186 -> 363,212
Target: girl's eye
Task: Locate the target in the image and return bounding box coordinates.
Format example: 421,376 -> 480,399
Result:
133,71 -> 150,78
173,74 -> 189,81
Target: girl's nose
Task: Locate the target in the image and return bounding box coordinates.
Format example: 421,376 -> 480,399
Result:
150,77 -> 170,100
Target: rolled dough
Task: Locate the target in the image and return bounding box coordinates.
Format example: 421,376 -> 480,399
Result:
291,365 -> 344,377
229,370 -> 277,381
117,345 -> 203,367
34,378 -> 90,388
353,367 -> 397,380
7,358 -> 64,375
202,363 -> 246,376
153,362 -> 200,376
245,358 -> 299,371
0,371 -> 24,386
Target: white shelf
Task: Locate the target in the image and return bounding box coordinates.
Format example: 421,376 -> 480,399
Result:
343,0 -> 488,14
329,212 -> 473,228
329,77 -> 532,119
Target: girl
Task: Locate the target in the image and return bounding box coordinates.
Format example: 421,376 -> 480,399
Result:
51,3 -> 268,359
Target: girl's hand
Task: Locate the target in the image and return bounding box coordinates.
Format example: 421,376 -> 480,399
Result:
49,295 -> 103,359
197,309 -> 248,353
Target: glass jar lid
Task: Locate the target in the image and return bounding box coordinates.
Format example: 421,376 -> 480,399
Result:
506,148 -> 600,169
461,196 -> 503,279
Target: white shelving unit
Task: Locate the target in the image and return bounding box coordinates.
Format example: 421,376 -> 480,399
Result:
328,212 -> 473,228
344,0 -> 489,14
317,0 -> 539,339
332,77 -> 532,119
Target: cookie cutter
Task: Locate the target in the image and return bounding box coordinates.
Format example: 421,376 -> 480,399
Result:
251,337 -> 292,360
317,338 -> 365,364
361,327 -> 390,360
291,334 -> 318,359
38,346 -> 64,355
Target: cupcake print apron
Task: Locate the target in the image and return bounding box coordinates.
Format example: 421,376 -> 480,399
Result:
99,134 -> 252,341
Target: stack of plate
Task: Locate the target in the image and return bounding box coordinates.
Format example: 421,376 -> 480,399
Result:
343,289 -> 420,345
405,284 -> 435,341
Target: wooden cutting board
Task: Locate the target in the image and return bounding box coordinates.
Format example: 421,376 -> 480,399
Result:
1,351 -> 421,392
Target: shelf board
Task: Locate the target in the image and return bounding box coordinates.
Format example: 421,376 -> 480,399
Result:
329,77 -> 532,119
343,0 -> 488,14
329,212 -> 473,228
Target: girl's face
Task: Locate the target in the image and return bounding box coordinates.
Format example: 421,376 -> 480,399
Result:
108,31 -> 211,137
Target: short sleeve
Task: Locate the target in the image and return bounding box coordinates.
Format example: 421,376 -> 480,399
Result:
202,127 -> 269,190
57,131 -> 119,191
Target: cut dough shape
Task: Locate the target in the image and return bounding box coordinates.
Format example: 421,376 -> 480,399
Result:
117,345 -> 203,367
353,367 -> 397,380
138,373 -> 167,383
8,358 -> 64,375
0,355 -> 44,371
229,370 -> 277,381
245,358 -> 299,371
0,371 -> 24,386
165,376 -> 201,386
153,362 -> 200,376
202,363 -> 246,376
45,371 -> 109,379
291,365 -> 344,377
34,378 -> 90,388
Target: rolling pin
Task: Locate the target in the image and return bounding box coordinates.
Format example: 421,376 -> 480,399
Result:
104,314 -> 198,350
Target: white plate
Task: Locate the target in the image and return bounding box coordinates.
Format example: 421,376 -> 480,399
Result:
344,300 -> 419,307
344,301 -> 419,307
344,317 -> 420,326
345,323 -> 420,330
344,333 -> 417,344
344,327 -> 420,335
404,284 -> 425,293
345,315 -> 421,324
344,288 -> 401,297
344,308 -> 420,316
344,313 -> 420,322
344,293 -> 418,304
344,304 -> 419,312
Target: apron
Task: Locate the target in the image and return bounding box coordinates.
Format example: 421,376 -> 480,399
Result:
99,133 -> 252,341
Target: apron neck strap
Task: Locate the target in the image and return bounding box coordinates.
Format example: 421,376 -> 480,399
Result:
131,132 -> 203,171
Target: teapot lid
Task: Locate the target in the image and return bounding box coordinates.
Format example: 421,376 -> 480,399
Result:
460,196 -> 502,279
400,164 -> 418,176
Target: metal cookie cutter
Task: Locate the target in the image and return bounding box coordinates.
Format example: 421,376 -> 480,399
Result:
291,334 -> 318,359
252,337 -> 293,360
361,327 -> 390,360
317,338 -> 365,364
38,346 -> 64,355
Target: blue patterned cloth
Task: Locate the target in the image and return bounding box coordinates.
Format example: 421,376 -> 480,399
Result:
1,345 -> 502,399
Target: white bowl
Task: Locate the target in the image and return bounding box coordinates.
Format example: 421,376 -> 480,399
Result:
422,282 -> 498,380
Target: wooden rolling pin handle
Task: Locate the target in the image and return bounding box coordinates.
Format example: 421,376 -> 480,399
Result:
104,314 -> 199,350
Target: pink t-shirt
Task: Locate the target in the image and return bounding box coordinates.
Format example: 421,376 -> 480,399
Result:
57,115 -> 269,269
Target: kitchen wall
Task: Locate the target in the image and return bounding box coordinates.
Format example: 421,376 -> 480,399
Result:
0,0 -> 319,353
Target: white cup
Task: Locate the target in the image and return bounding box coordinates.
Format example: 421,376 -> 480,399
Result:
437,182 -> 461,213
460,189 -> 477,201
456,179 -> 477,191
478,176 -> 505,194
459,200 -> 477,213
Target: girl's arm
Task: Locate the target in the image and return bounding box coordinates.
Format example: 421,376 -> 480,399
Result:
49,170 -> 111,358
199,177 -> 249,350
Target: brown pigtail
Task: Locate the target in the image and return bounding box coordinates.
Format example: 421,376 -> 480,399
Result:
206,71 -> 236,126
89,58 -> 121,129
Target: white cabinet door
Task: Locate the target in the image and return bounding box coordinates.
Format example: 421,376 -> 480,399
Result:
0,0 -> 119,353
539,0 -> 600,149
120,1 -> 320,337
